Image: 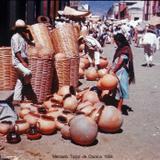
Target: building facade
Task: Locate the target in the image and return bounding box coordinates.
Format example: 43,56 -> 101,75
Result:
0,0 -> 70,46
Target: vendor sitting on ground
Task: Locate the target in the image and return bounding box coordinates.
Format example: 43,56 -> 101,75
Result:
78,35 -> 103,70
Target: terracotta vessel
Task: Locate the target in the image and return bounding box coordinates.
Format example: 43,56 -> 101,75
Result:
85,67 -> 98,81
98,105 -> 123,133
6,126 -> 21,144
70,115 -> 98,146
37,115 -> 56,135
0,121 -> 12,135
15,120 -> 30,134
19,108 -> 31,119
60,125 -> 71,139
55,115 -> 68,130
23,112 -> 40,125
63,95 -> 78,112
82,91 -> 100,104
27,124 -> 42,140
99,74 -> 118,90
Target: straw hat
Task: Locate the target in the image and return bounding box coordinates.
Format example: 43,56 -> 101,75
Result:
15,19 -> 26,28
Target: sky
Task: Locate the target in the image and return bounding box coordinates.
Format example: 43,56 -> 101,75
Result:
80,1 -> 116,16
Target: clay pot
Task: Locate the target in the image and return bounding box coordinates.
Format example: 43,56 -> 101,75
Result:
79,44 -> 85,52
0,121 -> 12,135
47,108 -> 63,119
43,98 -> 62,109
80,58 -> 90,69
55,115 -> 68,130
85,67 -> 98,81
37,115 -> 56,135
52,93 -> 63,104
15,120 -> 30,134
63,95 -> 78,112
60,125 -> 71,139
99,58 -> 108,68
82,91 -> 100,105
58,85 -> 70,97
19,108 -> 31,119
98,105 -> 123,133
23,112 -> 40,125
99,74 -> 118,90
76,102 -> 95,116
79,62 -> 85,69
77,101 -> 93,111
70,115 -> 98,146
79,68 -> 84,78
89,104 -> 104,122
98,68 -> 107,78
20,102 -> 33,109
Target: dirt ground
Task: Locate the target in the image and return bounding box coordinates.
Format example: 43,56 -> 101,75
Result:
1,43 -> 160,160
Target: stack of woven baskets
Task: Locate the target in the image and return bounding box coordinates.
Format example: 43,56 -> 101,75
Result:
0,47 -> 17,90
51,23 -> 80,90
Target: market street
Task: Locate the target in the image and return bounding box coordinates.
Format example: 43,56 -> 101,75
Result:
1,43 -> 160,160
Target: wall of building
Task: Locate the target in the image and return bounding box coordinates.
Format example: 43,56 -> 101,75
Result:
0,0 -> 65,46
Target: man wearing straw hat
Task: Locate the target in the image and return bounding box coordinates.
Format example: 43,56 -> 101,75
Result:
11,19 -> 35,104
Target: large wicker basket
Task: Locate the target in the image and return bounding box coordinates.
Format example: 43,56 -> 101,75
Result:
51,24 -> 79,57
29,23 -> 54,52
0,47 -> 17,90
28,56 -> 53,103
53,55 -> 79,92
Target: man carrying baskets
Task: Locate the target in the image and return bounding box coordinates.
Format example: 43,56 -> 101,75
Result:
11,19 -> 34,104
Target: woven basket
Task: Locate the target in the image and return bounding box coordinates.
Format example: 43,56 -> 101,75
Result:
51,24 -> 79,57
0,47 -> 17,90
53,55 -> 79,92
29,23 -> 54,52
28,56 -> 53,103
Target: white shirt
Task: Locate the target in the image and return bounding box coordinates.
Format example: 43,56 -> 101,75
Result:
11,33 -> 27,66
84,36 -> 102,50
142,32 -> 157,46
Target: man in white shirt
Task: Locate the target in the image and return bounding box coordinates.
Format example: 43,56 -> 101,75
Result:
11,19 -> 33,103
142,27 -> 157,67
78,35 -> 103,69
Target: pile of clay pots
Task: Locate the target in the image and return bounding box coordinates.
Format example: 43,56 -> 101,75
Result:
79,54 -> 109,81
0,74 -> 122,146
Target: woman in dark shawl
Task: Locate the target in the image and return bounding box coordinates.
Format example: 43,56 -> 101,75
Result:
110,33 -> 135,111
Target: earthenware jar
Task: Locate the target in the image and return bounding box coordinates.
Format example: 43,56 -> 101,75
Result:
69,115 -> 98,146
6,126 -> 21,144
37,115 -> 56,135
15,120 -> 30,134
0,121 -> 12,135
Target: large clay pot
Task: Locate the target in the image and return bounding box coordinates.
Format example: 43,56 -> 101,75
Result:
0,121 -> 12,135
37,115 -> 56,135
98,68 -> 107,78
70,115 -> 98,146
23,113 -> 40,125
77,101 -> 93,111
98,105 -> 123,133
99,74 -> 118,90
82,91 -> 100,104
99,58 -> 108,68
15,120 -> 30,134
79,68 -> 84,79
60,125 -> 71,139
85,67 -> 98,81
63,95 -> 78,112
